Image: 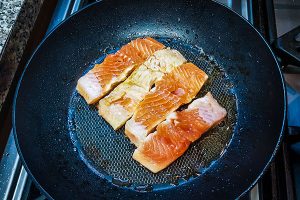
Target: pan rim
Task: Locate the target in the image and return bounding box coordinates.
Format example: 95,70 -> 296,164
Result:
12,2 -> 101,200
12,0 -> 286,199
213,1 -> 286,199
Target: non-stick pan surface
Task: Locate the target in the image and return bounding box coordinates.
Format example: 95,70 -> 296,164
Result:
13,0 -> 286,199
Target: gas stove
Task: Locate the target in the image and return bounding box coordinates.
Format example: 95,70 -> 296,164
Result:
0,0 -> 299,199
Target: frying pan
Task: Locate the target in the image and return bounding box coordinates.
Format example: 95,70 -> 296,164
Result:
13,0 -> 286,199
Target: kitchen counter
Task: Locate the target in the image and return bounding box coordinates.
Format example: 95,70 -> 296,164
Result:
0,0 -> 23,54
0,0 -> 44,111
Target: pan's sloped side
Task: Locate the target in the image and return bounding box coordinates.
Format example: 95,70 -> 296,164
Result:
13,0 -> 285,199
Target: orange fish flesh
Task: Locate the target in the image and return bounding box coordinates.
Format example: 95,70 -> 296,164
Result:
98,49 -> 186,130
132,92 -> 227,173
76,37 -> 165,104
125,63 -> 208,147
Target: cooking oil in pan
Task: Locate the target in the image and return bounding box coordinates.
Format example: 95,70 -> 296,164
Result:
68,37 -> 237,192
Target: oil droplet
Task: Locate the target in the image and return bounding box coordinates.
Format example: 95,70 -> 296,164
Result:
166,38 -> 172,43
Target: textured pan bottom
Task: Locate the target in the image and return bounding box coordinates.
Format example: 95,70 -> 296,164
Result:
68,38 -> 237,190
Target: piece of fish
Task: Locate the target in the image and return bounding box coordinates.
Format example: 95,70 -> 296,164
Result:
76,37 -> 165,104
133,92 -> 227,173
125,63 -> 208,147
98,49 -> 187,130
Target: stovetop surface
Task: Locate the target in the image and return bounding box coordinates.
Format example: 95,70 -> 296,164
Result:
0,0 -> 299,199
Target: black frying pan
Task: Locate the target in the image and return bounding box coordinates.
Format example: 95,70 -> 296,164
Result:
13,0 -> 286,199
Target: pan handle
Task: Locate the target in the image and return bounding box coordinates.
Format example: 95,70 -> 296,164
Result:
273,26 -> 300,73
